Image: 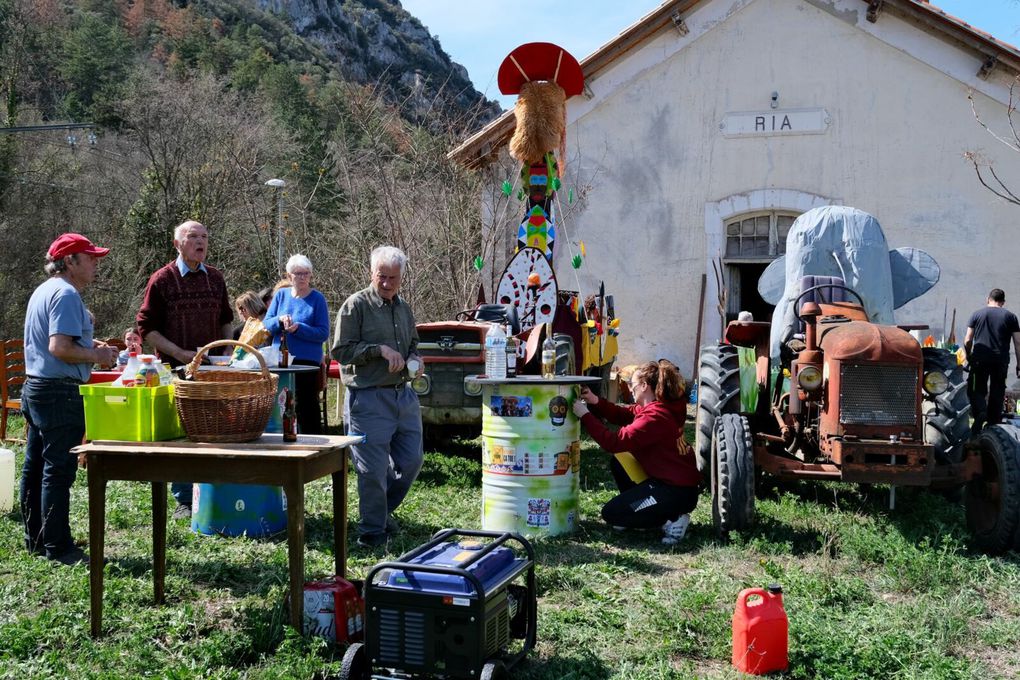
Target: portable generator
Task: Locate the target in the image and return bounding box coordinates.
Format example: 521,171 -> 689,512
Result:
339,528 -> 536,680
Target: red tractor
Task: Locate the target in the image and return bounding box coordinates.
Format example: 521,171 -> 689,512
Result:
696,278 -> 1020,553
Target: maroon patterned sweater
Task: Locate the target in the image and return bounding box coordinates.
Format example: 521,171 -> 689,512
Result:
136,262 -> 233,364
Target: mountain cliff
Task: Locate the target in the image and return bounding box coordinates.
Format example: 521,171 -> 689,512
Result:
244,0 -> 499,121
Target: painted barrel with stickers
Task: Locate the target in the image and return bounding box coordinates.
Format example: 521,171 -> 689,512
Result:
472,375 -> 601,537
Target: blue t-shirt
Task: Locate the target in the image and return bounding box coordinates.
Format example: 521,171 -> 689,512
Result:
23,276 -> 94,382
264,288 -> 330,363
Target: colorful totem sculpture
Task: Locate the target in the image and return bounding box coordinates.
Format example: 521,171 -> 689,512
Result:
497,43 -> 584,262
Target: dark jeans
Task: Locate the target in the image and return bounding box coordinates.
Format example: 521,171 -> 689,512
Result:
293,358 -> 323,435
968,361 -> 1009,431
601,457 -> 699,529
171,482 -> 192,507
20,378 -> 86,557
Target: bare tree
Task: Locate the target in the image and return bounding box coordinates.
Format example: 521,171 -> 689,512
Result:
967,75 -> 1020,206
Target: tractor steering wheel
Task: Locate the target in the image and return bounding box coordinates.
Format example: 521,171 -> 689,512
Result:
792,283 -> 867,325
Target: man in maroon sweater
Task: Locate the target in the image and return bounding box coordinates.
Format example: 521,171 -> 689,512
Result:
137,220 -> 233,518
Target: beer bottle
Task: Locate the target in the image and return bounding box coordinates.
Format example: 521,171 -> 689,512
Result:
279,329 -> 290,368
505,325 -> 518,377
282,387 -> 298,442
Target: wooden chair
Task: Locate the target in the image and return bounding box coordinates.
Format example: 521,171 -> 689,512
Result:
1,339 -> 26,443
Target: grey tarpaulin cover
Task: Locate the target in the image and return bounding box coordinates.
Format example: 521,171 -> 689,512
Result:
757,205 -> 940,360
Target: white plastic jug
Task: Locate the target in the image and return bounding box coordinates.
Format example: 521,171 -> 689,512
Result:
0,448 -> 14,513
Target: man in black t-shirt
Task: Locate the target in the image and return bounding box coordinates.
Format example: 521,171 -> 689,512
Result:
964,288 -> 1020,434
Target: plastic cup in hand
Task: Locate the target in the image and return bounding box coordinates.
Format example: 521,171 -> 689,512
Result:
406,358 -> 420,380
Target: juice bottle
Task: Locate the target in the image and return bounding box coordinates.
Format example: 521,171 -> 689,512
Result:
136,356 -> 160,387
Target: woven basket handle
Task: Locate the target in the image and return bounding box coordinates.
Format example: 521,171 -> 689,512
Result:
186,339 -> 270,379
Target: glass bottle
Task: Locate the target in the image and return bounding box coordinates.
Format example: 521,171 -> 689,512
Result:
505,325 -> 518,378
541,324 -> 556,379
282,387 -> 298,442
279,329 -> 289,368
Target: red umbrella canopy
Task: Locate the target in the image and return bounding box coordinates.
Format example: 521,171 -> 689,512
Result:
498,42 -> 584,97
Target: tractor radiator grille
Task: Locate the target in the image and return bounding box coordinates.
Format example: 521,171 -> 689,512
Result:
839,364 -> 917,426
377,609 -> 426,666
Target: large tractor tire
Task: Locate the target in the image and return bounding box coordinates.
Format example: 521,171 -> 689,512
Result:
696,344 -> 740,475
712,413 -> 755,536
921,348 -> 970,465
965,424 -> 1020,554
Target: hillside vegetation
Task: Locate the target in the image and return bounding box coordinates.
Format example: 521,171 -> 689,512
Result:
0,0 -> 502,339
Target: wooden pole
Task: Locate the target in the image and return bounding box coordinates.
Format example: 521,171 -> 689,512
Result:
692,273 -> 707,381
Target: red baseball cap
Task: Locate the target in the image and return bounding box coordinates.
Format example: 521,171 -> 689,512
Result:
47,233 -> 110,260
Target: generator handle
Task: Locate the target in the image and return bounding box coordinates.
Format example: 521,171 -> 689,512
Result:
431,528 -> 536,566
390,528 -> 535,569
365,561 -> 488,600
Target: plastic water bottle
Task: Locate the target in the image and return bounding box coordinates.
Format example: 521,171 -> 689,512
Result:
689,379 -> 698,405
0,448 -> 14,513
484,323 -> 507,379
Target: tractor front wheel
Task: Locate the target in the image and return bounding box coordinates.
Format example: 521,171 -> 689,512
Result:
965,424 -> 1020,554
712,413 -> 755,536
922,347 -> 970,465
696,344 -> 740,476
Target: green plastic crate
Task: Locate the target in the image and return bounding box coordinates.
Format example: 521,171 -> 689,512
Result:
78,383 -> 184,442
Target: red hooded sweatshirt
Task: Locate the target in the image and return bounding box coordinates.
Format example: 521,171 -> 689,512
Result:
579,397 -> 701,487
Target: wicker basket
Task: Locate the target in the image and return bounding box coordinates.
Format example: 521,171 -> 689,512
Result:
173,340 -> 279,443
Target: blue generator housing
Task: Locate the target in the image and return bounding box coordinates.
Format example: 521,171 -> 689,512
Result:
340,529 -> 536,680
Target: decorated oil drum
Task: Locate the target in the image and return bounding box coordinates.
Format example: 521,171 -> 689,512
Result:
475,375 -> 601,537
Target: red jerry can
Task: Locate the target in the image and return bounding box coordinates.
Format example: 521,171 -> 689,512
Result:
732,584 -> 789,675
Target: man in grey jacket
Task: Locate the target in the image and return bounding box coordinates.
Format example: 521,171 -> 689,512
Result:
332,246 -> 424,548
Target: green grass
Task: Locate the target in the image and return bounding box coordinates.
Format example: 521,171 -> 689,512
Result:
2,413 -> 1020,679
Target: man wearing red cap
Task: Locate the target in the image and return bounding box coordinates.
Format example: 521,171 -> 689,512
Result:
136,220 -> 233,519
21,233 -> 118,565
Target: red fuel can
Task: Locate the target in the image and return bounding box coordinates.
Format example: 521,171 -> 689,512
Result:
732,584 -> 788,675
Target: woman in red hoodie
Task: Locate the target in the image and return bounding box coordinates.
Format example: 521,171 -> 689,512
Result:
573,359 -> 701,544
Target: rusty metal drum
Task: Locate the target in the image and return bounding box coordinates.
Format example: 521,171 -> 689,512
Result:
472,375 -> 600,537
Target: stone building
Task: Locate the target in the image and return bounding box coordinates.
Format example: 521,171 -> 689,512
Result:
451,0 -> 1020,373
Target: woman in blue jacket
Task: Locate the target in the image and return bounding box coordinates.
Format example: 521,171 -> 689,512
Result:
264,254 -> 330,433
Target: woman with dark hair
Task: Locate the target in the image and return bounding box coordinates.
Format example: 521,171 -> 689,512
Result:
573,359 -> 700,544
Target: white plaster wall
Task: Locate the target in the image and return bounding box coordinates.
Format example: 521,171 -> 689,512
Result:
555,0 -> 1020,375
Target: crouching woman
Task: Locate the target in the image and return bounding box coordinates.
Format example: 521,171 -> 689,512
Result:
572,359 -> 701,544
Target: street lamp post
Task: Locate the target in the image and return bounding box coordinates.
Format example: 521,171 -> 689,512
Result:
265,178 -> 286,273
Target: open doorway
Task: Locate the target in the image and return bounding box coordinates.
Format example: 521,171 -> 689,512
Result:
726,262 -> 773,324
721,211 -> 798,324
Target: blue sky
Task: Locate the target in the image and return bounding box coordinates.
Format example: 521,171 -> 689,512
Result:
401,0 -> 1020,110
